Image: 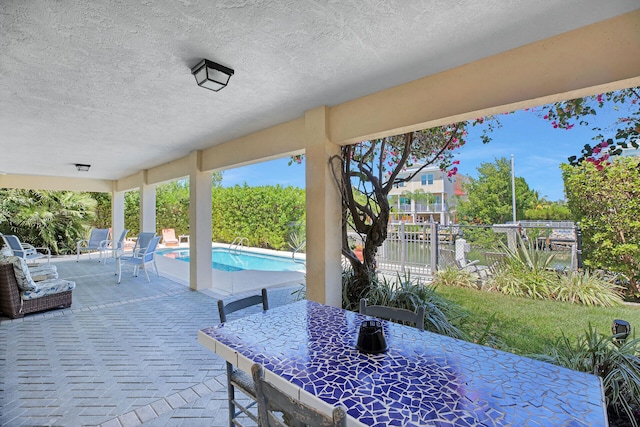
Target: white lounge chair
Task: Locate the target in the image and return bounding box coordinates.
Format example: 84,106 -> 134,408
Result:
1,234 -> 51,265
100,229 -> 130,265
117,235 -> 161,283
76,228 -> 110,262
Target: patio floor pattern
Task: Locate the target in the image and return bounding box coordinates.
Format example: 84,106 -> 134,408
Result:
0,256 -> 301,426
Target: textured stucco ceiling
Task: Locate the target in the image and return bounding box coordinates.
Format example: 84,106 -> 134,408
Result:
1,0 -> 638,180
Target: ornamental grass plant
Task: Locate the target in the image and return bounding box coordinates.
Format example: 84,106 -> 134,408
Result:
534,326 -> 640,427
553,270 -> 624,307
431,265 -> 478,289
487,237 -> 556,299
342,267 -> 465,339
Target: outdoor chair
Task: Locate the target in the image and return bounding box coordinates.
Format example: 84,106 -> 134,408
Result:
1,234 -> 51,265
100,229 -> 129,265
217,289 -> 269,427
117,235 -> 161,284
129,231 -> 156,257
251,363 -> 347,427
76,228 -> 110,262
484,251 -> 508,275
440,248 -> 483,273
161,228 -> 180,247
360,298 -> 425,331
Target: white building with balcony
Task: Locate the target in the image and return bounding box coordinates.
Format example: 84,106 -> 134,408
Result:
388,165 -> 467,225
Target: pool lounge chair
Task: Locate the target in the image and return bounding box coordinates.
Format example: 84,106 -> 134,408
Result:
117,235 -> 161,283
129,232 -> 156,257
100,229 -> 130,265
1,234 -> 51,265
161,228 -> 180,247
77,228 -> 110,262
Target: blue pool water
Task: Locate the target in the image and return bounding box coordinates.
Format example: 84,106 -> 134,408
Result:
158,248 -> 305,272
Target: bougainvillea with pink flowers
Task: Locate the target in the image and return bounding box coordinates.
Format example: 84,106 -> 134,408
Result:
542,87 -> 639,169
328,121 -> 493,302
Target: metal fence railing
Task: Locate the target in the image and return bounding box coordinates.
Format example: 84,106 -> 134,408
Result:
437,222 -> 581,272
371,221 -> 581,278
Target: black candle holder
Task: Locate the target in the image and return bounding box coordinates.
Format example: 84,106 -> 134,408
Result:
356,320 -> 388,354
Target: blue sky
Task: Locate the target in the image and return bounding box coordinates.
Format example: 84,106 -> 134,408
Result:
221,105 -> 624,201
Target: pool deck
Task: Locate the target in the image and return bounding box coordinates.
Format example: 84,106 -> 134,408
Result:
0,255 -> 301,426
156,244 -> 306,295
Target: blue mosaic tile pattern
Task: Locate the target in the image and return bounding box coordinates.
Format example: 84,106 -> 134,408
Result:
200,301 -> 606,426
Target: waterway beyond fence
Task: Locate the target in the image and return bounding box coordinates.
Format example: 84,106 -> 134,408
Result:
373,221 -> 580,278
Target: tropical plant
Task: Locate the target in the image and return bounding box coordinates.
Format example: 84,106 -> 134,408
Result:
553,270 -> 623,307
535,325 -> 640,426
487,236 -> 556,299
0,189 -> 96,254
342,267 -> 466,339
432,266 -> 477,289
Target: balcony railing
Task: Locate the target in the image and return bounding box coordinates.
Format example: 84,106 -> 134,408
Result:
396,203 -> 449,213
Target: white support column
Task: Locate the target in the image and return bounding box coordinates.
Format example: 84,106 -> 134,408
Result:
140,171 -> 156,233
305,106 -> 342,307
111,188 -> 126,241
189,151 -> 212,291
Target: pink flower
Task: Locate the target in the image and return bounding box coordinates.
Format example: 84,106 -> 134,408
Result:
600,141 -> 608,148
452,160 -> 460,165
593,146 -> 601,154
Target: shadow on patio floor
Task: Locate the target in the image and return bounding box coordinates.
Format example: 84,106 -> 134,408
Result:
0,256 -> 301,426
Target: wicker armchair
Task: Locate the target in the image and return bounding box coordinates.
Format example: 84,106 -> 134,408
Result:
0,263 -> 73,319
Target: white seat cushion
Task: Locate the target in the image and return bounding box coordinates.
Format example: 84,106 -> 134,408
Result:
21,279 -> 76,300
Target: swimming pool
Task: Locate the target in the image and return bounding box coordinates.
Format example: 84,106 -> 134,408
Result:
158,247 -> 305,272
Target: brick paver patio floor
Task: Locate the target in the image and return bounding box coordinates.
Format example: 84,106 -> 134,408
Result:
0,256 -> 301,426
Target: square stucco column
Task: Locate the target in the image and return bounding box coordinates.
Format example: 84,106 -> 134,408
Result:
140,172 -> 156,233
189,151 -> 212,291
305,106 -> 342,307
111,188 -> 126,241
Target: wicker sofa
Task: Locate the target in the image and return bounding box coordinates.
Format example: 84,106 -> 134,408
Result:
0,258 -> 75,319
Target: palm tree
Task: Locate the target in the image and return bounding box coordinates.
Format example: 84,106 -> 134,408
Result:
0,189 -> 96,254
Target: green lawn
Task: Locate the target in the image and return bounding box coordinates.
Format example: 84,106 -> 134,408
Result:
436,285 -> 640,354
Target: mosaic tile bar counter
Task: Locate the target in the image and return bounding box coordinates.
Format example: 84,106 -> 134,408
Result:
199,300 -> 606,426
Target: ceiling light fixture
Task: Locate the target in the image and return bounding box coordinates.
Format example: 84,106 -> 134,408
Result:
75,164 -> 91,172
191,59 -> 234,92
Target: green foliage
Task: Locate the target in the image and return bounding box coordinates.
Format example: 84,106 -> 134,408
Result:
47,175 -> 302,252
562,157 -> 640,293
488,237 -> 556,299
342,268 -> 465,339
535,326 -> 640,426
156,180 -> 190,236
458,157 -> 537,225
524,202 -> 572,221
554,270 -> 623,307
124,190 -> 141,235
459,226 -> 506,249
0,189 -> 96,254
90,192 -> 112,228
541,87 -> 639,166
211,184 -> 306,250
432,266 -> 477,289
336,122 -> 497,300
